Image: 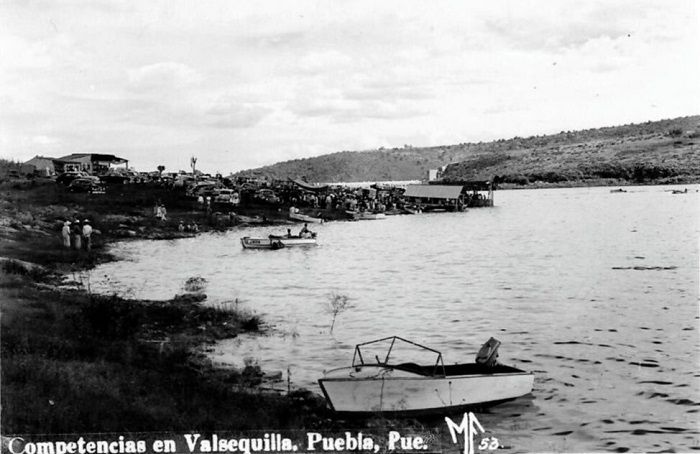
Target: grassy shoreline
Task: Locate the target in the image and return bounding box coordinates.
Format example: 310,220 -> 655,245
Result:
0,181 -> 333,434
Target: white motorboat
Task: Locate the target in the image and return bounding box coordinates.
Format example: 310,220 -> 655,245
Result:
240,233 -> 317,249
318,336 -> 534,415
346,210 -> 386,220
289,207 -> 324,223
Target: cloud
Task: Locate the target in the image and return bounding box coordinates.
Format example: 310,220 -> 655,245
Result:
0,35 -> 52,71
0,0 -> 697,173
291,95 -> 427,123
32,135 -> 61,146
343,79 -> 436,102
127,62 -> 203,92
298,50 -> 355,73
204,99 -> 272,129
237,30 -> 308,52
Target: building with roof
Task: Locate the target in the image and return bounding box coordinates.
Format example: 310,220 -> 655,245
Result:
57,153 -> 129,174
403,181 -> 494,210
403,184 -> 465,211
427,165 -> 448,182
20,156 -> 57,176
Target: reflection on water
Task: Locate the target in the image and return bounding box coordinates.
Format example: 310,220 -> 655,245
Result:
90,185 -> 700,452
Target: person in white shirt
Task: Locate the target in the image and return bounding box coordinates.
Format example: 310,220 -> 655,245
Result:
82,219 -> 93,251
61,221 -> 71,248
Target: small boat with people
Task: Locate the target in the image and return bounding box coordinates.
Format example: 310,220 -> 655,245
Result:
241,225 -> 318,250
318,336 -> 534,415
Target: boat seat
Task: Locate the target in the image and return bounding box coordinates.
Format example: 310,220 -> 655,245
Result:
476,337 -> 501,367
393,363 -> 431,376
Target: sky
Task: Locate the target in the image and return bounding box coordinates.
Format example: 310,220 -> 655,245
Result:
1,0 -> 698,174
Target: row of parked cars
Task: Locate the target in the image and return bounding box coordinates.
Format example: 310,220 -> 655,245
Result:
54,169 -> 287,205
56,170 -> 171,193
185,181 -> 241,205
184,180 -> 284,206
56,172 -> 106,193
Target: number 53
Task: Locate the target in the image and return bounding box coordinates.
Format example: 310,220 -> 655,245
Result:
478,437 -> 500,451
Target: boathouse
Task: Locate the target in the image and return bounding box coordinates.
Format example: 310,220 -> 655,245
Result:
402,181 -> 494,211
402,184 -> 464,211
438,180 -> 494,208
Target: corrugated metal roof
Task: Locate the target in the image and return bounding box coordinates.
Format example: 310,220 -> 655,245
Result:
290,178 -> 329,192
23,156 -> 56,167
59,153 -> 128,164
403,184 -> 463,199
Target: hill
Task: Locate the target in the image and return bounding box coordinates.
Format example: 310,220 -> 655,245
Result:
234,116 -> 700,186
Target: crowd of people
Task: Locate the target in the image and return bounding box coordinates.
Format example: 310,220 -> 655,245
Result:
61,219 -> 93,251
177,220 -> 200,232
280,185 -> 401,213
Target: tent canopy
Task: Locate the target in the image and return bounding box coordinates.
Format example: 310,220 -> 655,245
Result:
403,185 -> 463,199
289,178 -> 329,192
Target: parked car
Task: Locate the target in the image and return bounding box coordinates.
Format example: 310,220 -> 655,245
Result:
174,175 -> 196,188
67,178 -> 105,194
213,189 -> 240,205
100,169 -> 139,184
57,171 -> 97,185
186,181 -> 221,197
255,188 -> 280,204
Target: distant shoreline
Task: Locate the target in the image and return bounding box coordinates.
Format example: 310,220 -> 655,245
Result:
494,177 -> 700,190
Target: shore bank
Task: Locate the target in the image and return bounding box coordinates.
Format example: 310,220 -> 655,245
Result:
0,181 -> 336,433
493,176 -> 700,190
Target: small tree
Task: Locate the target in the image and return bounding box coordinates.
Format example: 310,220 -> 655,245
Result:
326,292 -> 353,334
157,165 -> 165,176
668,128 -> 683,138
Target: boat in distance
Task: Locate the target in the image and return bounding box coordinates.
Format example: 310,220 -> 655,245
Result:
318,336 -> 534,415
289,207 -> 324,223
346,210 -> 387,220
241,232 -> 317,250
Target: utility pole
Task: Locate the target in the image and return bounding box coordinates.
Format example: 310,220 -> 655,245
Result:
191,156 -> 197,183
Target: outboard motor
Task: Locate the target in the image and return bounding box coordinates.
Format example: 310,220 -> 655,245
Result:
475,337 -> 501,367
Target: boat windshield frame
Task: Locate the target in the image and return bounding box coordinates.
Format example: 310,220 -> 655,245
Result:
351,336 -> 446,377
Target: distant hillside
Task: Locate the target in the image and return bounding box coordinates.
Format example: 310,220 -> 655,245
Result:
234,116 -> 700,185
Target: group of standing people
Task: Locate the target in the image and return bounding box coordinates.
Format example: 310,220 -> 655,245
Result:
177,220 -> 199,232
154,203 -> 168,221
61,219 -> 93,251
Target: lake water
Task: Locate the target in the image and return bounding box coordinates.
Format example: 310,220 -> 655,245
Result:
90,185 -> 699,452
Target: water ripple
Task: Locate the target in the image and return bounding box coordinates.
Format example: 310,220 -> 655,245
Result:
87,185 -> 700,452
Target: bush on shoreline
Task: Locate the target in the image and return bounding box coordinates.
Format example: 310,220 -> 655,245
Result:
0,267 -> 326,434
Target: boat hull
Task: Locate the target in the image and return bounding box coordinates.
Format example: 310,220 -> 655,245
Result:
289,212 -> 324,223
240,236 -> 317,249
346,211 -> 387,220
318,366 -> 534,414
